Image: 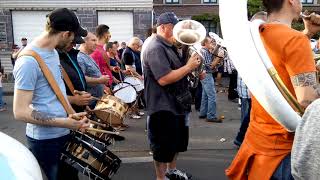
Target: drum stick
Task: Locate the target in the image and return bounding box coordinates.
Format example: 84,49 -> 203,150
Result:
90,96 -> 109,103
89,120 -> 107,128
87,107 -> 112,112
86,128 -> 120,135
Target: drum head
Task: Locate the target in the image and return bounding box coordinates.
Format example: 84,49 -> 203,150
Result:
113,83 -> 137,103
124,76 -> 144,91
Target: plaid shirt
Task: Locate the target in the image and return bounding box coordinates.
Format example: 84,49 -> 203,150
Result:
237,76 -> 250,98
200,47 -> 213,73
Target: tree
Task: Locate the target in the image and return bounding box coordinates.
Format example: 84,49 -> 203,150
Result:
247,0 -> 264,18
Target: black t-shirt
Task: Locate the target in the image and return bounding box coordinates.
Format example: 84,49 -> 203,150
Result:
123,47 -> 135,66
143,35 -> 188,116
122,47 -> 143,75
59,48 -> 87,113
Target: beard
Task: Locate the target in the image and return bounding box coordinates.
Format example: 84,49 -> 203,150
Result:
56,39 -> 72,52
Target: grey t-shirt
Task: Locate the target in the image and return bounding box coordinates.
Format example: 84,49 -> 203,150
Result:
292,99 -> 320,180
77,51 -> 104,99
143,35 -> 184,115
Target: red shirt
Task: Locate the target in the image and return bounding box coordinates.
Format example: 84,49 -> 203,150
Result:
91,44 -> 113,86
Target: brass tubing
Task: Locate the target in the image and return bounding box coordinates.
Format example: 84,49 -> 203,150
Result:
267,67 -> 304,115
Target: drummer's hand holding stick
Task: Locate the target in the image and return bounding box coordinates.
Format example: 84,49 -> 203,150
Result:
302,11 -> 320,39
98,75 -> 110,84
72,90 -> 93,106
67,112 -> 90,132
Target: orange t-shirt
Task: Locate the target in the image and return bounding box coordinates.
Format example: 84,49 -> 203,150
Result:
250,23 -> 316,151
226,24 -> 316,180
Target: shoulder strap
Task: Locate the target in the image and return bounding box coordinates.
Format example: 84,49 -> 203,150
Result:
18,50 -> 75,115
61,67 -> 76,96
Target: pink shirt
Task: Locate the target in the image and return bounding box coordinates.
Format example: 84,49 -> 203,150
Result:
91,44 -> 113,86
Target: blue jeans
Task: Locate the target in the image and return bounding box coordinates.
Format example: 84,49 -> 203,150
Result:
271,153 -> 294,180
0,87 -> 3,108
234,98 -> 251,146
26,134 -> 78,180
200,74 -> 217,119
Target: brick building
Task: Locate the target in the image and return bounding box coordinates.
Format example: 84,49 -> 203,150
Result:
0,0 -> 320,75
0,0 -> 153,74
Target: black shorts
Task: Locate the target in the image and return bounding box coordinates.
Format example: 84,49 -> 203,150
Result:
148,111 -> 189,163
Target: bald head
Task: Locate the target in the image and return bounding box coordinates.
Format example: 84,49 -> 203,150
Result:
80,32 -> 97,54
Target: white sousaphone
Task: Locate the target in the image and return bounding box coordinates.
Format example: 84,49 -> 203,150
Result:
219,0 -> 302,132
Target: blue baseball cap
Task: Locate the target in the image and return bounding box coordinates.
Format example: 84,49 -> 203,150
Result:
156,12 -> 179,26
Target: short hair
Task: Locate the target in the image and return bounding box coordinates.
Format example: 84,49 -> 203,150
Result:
201,36 -> 211,46
129,37 -> 142,47
263,0 -> 284,14
96,24 -> 110,39
45,18 -> 61,35
113,41 -> 118,44
106,42 -> 113,50
121,42 -> 126,46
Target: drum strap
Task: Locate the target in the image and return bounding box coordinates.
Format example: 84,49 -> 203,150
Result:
61,67 -> 76,96
18,50 -> 75,115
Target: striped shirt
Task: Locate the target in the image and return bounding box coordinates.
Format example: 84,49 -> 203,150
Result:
200,47 -> 213,73
237,76 -> 250,98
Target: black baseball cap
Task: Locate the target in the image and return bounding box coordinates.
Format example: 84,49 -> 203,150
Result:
156,12 -> 179,26
47,8 -> 87,37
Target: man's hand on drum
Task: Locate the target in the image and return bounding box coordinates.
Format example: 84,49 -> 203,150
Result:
98,75 -> 110,84
66,112 -> 90,131
303,11 -> 320,38
187,52 -> 201,71
72,91 -> 93,106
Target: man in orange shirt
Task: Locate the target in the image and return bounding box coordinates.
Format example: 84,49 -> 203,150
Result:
226,0 -> 320,179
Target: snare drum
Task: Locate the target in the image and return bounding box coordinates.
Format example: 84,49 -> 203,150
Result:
124,76 -> 144,92
113,82 -> 137,104
94,95 -> 128,126
61,132 -> 121,180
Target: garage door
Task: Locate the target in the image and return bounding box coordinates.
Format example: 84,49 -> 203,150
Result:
12,11 -> 49,47
98,11 -> 133,43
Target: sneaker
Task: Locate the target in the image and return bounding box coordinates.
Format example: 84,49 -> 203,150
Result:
206,118 -> 222,123
113,134 -> 125,141
131,115 -> 141,119
198,115 -> 206,119
166,169 -> 192,180
137,111 -> 145,116
0,108 -> 6,112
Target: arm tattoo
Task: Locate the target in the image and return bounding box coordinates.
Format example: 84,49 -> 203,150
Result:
291,72 -> 317,87
31,110 -> 54,122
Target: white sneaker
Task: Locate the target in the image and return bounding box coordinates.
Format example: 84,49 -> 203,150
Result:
131,115 -> 141,119
138,111 -> 145,116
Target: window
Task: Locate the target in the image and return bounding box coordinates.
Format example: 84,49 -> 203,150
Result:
165,0 -> 179,4
0,23 -> 7,43
200,21 -> 217,34
301,0 -> 314,4
203,0 -> 218,3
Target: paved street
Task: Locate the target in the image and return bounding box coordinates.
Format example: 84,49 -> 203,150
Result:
0,86 -> 240,180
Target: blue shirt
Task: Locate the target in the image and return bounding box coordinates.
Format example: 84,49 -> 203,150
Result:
13,44 -> 70,140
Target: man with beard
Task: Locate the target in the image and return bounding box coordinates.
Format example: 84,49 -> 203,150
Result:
226,0 -> 320,179
91,24 -> 118,90
13,8 -> 90,180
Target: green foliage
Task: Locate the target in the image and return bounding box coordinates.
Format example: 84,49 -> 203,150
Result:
247,0 -> 264,17
191,13 -> 220,23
